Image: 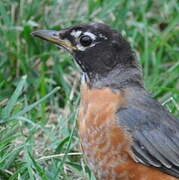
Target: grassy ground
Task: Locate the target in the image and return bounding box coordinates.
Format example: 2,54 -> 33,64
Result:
0,0 -> 178,179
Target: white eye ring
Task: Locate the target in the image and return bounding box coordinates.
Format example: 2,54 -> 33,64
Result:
79,35 -> 93,47
83,32 -> 96,40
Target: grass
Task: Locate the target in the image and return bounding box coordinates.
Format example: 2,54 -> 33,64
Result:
0,0 -> 178,179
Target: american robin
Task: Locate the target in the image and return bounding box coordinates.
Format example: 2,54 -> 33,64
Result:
32,23 -> 179,180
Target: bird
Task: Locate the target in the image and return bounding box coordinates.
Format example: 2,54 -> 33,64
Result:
32,22 -> 179,180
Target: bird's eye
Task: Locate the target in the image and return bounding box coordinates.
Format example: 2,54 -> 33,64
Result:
79,35 -> 92,47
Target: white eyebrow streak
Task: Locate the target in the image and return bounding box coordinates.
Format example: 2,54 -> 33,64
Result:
83,31 -> 96,40
70,30 -> 82,38
71,30 -> 97,40
99,33 -> 108,40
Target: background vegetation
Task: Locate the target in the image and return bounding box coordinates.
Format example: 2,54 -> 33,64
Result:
0,0 -> 178,179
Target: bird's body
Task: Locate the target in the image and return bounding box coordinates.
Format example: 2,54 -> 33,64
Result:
79,83 -> 179,180
32,22 -> 179,180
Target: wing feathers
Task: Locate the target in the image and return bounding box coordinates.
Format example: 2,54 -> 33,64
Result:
117,89 -> 179,177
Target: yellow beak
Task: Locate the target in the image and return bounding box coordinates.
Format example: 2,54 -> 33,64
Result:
31,30 -> 76,50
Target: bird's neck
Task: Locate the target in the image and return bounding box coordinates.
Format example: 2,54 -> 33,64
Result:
84,64 -> 144,90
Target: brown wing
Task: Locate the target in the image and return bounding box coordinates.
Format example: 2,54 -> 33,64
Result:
117,89 -> 179,178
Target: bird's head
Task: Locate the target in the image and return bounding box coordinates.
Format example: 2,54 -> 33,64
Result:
32,23 -> 142,88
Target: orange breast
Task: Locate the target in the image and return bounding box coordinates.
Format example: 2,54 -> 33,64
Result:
78,84 -> 178,180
